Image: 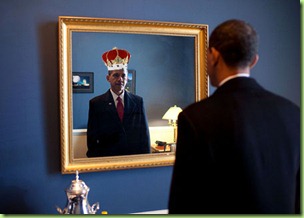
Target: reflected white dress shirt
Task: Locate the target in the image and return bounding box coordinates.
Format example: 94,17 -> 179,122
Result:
110,89 -> 125,108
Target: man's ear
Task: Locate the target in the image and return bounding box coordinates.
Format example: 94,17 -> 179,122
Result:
250,54 -> 259,69
210,47 -> 220,67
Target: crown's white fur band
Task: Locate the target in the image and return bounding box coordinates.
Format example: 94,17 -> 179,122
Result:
106,63 -> 128,71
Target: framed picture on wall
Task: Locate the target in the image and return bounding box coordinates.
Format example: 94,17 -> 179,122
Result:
126,70 -> 136,94
72,72 -> 94,93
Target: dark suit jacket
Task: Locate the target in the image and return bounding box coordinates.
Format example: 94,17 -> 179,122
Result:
169,77 -> 300,214
86,89 -> 150,157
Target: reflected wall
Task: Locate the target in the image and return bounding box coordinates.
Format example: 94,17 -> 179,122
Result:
72,32 -> 195,129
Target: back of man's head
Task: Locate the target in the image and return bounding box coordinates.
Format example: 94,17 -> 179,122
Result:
209,19 -> 259,68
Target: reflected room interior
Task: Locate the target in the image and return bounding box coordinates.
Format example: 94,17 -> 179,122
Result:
72,33 -> 195,159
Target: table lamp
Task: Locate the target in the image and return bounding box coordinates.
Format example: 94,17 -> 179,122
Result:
162,105 -> 182,143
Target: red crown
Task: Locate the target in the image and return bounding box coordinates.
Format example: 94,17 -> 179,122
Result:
102,47 -> 131,70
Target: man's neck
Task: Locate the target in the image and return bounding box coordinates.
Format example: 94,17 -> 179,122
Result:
110,89 -> 124,96
218,73 -> 250,87
216,65 -> 251,87
110,89 -> 124,98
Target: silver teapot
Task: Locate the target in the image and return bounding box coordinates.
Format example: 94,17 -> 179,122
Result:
56,171 -> 100,214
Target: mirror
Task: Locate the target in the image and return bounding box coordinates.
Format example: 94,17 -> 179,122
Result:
59,16 -> 208,174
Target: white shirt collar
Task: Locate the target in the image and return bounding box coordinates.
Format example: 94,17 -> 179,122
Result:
218,73 -> 250,87
110,89 -> 125,106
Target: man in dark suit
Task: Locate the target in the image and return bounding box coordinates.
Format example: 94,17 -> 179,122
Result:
86,47 -> 150,157
168,20 -> 300,214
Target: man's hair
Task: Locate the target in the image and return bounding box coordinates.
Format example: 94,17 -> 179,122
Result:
209,19 -> 259,68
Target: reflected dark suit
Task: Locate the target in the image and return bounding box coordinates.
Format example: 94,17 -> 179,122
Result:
86,89 -> 150,157
169,77 -> 300,214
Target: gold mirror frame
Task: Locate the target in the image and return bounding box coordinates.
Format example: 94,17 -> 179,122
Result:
58,16 -> 208,174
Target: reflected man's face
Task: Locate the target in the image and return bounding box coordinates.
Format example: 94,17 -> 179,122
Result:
106,69 -> 128,95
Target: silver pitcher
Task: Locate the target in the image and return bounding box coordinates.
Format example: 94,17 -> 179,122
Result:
56,171 -> 100,214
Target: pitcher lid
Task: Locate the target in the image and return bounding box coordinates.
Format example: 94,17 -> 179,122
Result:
66,171 -> 90,195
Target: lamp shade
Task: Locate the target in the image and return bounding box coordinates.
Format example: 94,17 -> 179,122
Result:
162,105 -> 182,121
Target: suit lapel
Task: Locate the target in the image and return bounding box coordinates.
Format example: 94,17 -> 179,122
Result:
123,92 -> 136,122
105,90 -> 120,121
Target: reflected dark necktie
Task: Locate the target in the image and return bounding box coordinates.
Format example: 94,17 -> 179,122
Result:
117,96 -> 124,122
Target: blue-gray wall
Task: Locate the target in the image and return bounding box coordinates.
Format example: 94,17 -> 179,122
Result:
0,0 -> 300,214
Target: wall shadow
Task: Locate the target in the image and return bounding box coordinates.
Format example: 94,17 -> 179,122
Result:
0,186 -> 32,213
38,21 -> 61,174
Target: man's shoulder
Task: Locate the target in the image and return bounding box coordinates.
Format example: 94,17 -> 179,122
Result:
266,90 -> 300,112
182,98 -> 210,115
90,91 -> 111,103
126,91 -> 143,101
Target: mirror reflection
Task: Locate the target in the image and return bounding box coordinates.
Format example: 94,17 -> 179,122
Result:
86,47 -> 150,157
72,33 -> 195,158
58,16 -> 208,173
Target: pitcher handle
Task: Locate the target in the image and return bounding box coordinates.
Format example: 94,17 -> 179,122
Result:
91,202 -> 100,214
